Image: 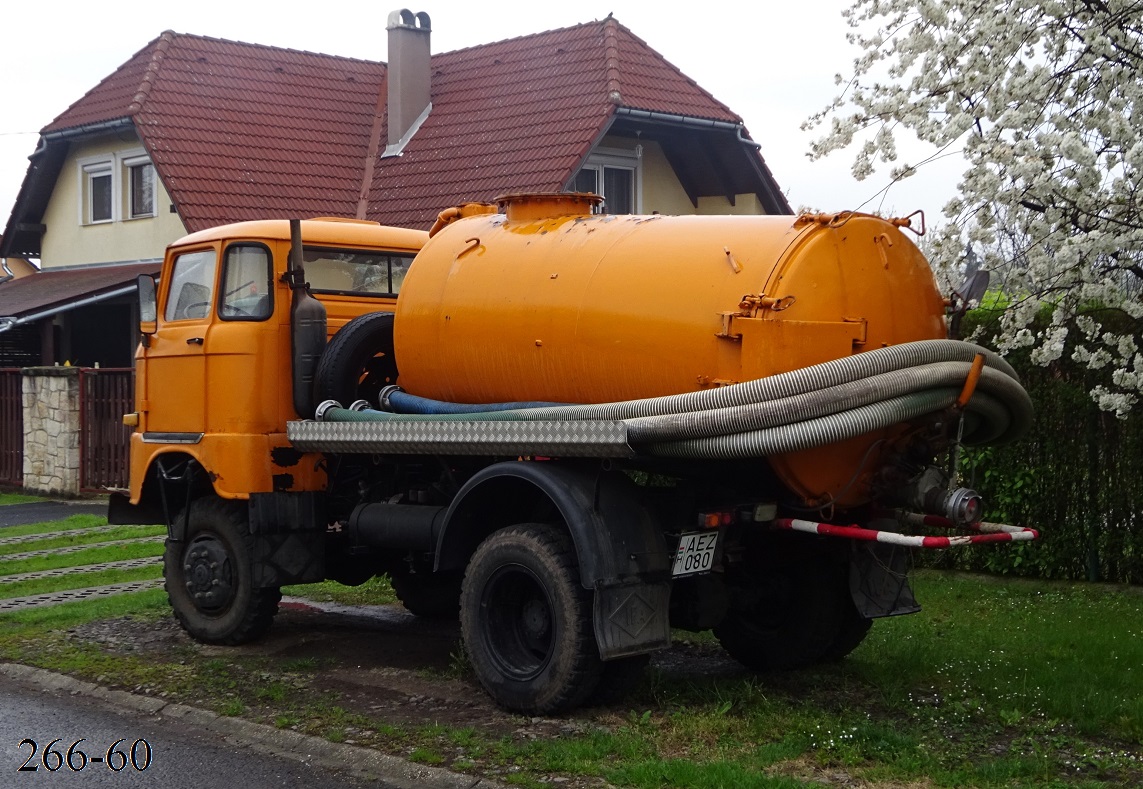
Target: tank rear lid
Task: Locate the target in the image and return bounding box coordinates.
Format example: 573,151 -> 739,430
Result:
497,192 -> 602,222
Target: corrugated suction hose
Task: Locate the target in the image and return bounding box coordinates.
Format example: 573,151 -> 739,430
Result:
320,339 -> 1033,458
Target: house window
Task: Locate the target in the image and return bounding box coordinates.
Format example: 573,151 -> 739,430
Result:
83,162 -> 113,224
77,149 -> 157,225
128,161 -> 155,218
571,146 -> 641,214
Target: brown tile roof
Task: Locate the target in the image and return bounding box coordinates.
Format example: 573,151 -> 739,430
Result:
0,261 -> 160,320
49,33 -> 386,231
39,16 -> 773,232
365,19 -> 743,226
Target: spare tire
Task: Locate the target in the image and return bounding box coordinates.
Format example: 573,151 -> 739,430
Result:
313,312 -> 397,407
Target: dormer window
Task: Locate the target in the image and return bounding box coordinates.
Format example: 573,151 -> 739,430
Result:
83,162 -> 113,224
127,158 -> 155,218
571,145 -> 642,215
76,149 -> 157,225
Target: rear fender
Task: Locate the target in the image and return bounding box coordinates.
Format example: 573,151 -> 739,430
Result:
434,461 -> 672,660
434,461 -> 670,586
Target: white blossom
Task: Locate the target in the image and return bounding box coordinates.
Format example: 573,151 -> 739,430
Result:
806,0 -> 1143,414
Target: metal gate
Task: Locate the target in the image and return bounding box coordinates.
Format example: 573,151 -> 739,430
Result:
0,369 -> 22,485
80,368 -> 134,492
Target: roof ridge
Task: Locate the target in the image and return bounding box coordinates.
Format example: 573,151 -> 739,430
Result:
602,15 -> 622,105
170,30 -> 384,65
128,30 -> 174,116
436,18 -> 602,58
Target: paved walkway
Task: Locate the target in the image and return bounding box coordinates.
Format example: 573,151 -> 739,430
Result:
0,504 -> 163,611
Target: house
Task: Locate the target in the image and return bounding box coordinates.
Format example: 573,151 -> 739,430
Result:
0,9 -> 789,368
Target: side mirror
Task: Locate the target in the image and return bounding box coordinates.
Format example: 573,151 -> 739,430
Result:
138,274 -> 157,335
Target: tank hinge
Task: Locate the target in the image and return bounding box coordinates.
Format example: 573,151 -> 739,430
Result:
739,293 -> 795,315
717,294 -> 796,339
716,312 -> 742,341
843,316 -> 868,346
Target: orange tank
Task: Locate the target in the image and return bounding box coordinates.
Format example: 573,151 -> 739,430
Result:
393,194 -> 949,504
395,194 -> 946,402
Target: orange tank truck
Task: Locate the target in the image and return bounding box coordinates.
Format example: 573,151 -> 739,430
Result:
112,196 -> 1036,717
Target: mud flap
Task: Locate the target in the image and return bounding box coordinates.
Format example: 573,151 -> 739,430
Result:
849,542 -> 921,618
593,581 -> 671,660
248,492 -> 326,588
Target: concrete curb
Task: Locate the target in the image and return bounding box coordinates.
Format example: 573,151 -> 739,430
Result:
0,662 -> 503,789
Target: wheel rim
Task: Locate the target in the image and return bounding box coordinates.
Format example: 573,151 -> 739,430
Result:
182,533 -> 236,614
480,563 -> 555,681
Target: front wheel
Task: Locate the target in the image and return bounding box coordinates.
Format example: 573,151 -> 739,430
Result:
460,524 -> 602,714
164,496 -> 280,645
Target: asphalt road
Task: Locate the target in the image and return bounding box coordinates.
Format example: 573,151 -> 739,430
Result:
0,502 -> 108,528
1,673 -> 372,788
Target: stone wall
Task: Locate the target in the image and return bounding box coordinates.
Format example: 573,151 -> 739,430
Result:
22,368 -> 81,496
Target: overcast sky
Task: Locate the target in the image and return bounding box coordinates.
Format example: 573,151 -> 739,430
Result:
0,0 -> 965,232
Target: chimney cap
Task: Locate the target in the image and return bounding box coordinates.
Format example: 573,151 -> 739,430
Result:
387,9 -> 431,31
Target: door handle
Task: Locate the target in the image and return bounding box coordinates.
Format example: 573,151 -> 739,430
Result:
186,337 -> 204,345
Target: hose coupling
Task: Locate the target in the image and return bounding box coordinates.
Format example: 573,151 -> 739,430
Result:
902,466 -> 985,525
314,399 -> 341,422
378,384 -> 404,411
348,399 -> 372,412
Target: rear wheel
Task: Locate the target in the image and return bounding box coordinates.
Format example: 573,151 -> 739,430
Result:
715,540 -> 851,671
460,524 -> 602,714
164,496 -> 280,645
390,570 -> 462,619
591,654 -> 650,706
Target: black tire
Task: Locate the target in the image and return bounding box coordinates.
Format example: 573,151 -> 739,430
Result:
313,312 -> 397,407
590,654 -> 650,707
163,496 -> 280,645
714,552 -> 844,672
460,524 -> 603,714
824,571 -> 873,661
390,571 -> 462,619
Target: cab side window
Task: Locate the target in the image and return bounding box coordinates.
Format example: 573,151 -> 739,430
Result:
164,249 -> 217,321
220,245 -> 273,320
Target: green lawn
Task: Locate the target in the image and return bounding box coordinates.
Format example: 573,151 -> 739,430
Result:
1,514 -> 1139,788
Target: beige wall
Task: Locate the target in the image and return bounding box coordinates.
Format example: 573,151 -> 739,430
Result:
590,135 -> 766,217
40,133 -> 186,268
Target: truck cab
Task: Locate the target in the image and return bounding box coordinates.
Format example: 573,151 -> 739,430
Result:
123,218 -> 425,506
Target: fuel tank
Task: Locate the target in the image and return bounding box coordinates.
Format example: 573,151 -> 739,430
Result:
394,193 -> 947,406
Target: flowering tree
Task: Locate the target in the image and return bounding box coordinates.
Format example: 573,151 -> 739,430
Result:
805,0 -> 1143,416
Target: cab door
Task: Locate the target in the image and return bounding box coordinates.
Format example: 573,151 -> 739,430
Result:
142,247 -> 218,438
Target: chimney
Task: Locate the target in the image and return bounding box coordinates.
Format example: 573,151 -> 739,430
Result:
384,9 -> 432,157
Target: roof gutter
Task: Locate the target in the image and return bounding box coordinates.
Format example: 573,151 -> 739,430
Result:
41,117 -> 135,142
612,107 -> 761,149
0,283 -> 139,334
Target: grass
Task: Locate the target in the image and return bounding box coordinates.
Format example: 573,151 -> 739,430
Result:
282,574 -> 398,606
0,514 -> 111,540
0,492 -> 50,505
0,523 -> 163,557
0,563 -> 162,598
1,513 -> 1141,788
0,540 -> 165,576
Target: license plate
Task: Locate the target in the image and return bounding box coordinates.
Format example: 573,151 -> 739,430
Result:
672,531 -> 718,577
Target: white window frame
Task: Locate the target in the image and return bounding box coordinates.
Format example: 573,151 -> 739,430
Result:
123,154 -> 156,219
573,145 -> 643,214
76,148 -> 156,226
79,157 -> 114,225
